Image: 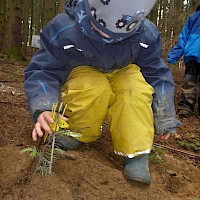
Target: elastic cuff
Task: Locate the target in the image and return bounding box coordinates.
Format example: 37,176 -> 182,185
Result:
33,110 -> 43,123
163,128 -> 176,134
166,58 -> 177,64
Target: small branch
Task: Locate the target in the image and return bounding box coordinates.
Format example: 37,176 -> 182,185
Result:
62,152 -> 77,161
0,101 -> 26,105
109,156 -> 123,169
49,136 -> 56,174
0,80 -> 18,82
154,142 -> 200,158
81,174 -> 100,190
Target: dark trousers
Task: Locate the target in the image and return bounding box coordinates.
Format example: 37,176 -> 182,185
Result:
178,60 -> 200,114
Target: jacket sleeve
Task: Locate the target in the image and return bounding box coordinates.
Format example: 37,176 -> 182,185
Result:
166,15 -> 193,64
24,19 -> 70,118
135,22 -> 181,134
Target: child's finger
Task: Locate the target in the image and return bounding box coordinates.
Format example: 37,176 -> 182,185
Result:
43,112 -> 54,124
34,122 -> 44,137
32,128 -> 38,141
60,115 -> 68,121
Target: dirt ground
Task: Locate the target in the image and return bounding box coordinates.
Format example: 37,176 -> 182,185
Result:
0,55 -> 200,200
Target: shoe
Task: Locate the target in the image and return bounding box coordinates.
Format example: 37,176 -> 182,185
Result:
124,154 -> 151,185
55,135 -> 81,150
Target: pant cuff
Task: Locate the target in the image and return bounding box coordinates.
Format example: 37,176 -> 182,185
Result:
114,147 -> 152,158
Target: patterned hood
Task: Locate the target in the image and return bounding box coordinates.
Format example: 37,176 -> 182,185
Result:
65,0 -> 157,43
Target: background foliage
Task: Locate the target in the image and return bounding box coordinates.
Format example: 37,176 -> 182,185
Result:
0,0 -> 199,60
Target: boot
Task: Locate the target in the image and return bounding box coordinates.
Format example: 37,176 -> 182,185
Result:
124,154 -> 151,185
55,135 -> 81,150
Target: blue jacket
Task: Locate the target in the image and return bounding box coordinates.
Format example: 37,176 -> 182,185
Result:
167,6 -> 200,64
24,1 -> 180,134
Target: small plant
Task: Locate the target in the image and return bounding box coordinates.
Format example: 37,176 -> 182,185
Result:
175,133 -> 200,151
20,138 -> 64,175
21,102 -> 82,175
20,147 -> 39,159
177,140 -> 200,151
149,145 -> 164,164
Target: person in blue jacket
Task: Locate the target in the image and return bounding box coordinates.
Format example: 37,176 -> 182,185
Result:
24,0 -> 181,185
167,4 -> 200,118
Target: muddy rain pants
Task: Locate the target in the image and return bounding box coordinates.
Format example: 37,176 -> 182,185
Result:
178,60 -> 200,114
61,64 -> 154,158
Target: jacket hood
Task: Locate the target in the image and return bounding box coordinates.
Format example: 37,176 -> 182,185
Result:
65,0 -> 156,43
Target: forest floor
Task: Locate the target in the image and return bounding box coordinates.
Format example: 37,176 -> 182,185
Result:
0,55 -> 200,200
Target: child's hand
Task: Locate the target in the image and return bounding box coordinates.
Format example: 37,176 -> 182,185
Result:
32,111 -> 68,141
160,133 -> 171,140
32,111 -> 53,141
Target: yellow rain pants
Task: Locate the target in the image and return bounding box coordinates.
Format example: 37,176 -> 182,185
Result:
61,64 -> 154,157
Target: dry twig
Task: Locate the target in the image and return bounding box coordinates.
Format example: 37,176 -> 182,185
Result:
154,142 -> 200,158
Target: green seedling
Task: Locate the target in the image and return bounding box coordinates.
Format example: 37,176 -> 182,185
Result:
21,132 -> 81,175
176,140 -> 200,151
21,102 -> 82,175
149,145 -> 164,164
20,147 -> 40,159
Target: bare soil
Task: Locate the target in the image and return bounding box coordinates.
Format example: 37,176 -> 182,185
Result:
0,56 -> 200,200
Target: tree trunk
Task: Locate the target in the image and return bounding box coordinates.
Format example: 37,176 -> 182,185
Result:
148,1 -> 158,26
166,0 -> 175,38
0,0 -> 6,53
23,0 -> 31,53
42,0 -> 55,27
2,0 -> 25,60
32,0 -> 43,35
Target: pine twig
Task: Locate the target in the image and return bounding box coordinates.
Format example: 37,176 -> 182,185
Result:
23,133 -> 55,200
80,174 -> 100,190
49,136 -> 56,174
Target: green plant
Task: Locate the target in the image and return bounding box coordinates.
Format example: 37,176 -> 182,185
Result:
176,140 -> 200,151
21,131 -> 82,175
20,147 -> 39,159
20,135 -> 60,175
149,146 -> 164,164
20,102 -> 82,175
